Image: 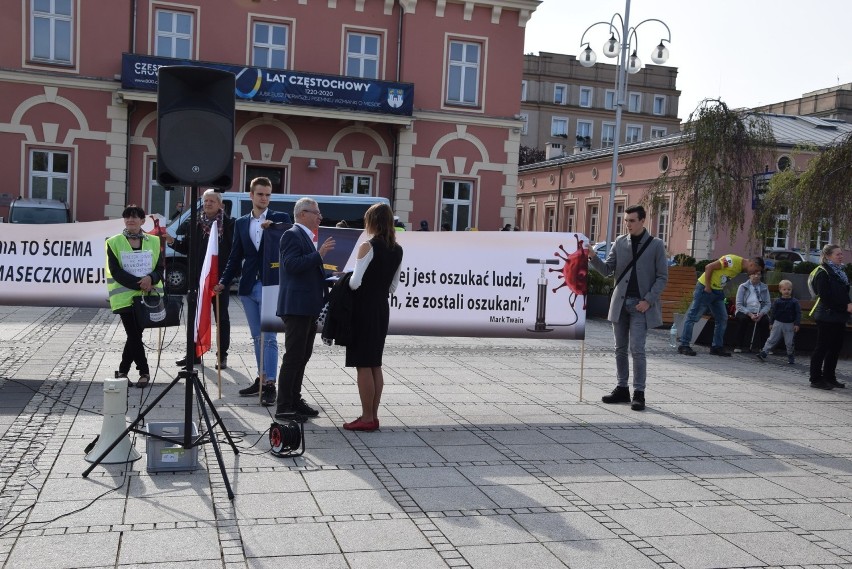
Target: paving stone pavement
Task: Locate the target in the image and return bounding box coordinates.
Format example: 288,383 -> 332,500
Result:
0,303 -> 851,569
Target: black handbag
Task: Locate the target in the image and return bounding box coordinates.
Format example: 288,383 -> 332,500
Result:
133,290 -> 182,328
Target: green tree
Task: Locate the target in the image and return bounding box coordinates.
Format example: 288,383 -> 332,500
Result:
756,130 -> 852,245
645,99 -> 776,241
519,145 -> 546,166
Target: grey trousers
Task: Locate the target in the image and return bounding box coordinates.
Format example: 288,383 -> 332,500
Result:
613,298 -> 648,391
761,321 -> 795,355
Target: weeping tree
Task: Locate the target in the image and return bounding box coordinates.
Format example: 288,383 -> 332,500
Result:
645,99 -> 776,242
756,130 -> 852,246
519,145 -> 546,166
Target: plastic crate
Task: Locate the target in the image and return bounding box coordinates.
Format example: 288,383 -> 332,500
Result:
145,421 -> 199,473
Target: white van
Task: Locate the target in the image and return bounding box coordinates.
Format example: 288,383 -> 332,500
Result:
163,192 -> 390,292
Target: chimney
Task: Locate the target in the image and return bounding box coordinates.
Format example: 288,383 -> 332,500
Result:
546,143 -> 564,160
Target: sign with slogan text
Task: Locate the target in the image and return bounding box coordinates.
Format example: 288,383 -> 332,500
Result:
0,217 -> 165,308
121,53 -> 414,117
260,230 -> 590,340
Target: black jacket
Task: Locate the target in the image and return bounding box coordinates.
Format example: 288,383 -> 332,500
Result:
812,264 -> 851,324
170,212 -> 235,283
321,272 -> 355,346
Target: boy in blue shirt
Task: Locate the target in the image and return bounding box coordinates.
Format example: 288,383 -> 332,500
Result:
757,280 -> 801,364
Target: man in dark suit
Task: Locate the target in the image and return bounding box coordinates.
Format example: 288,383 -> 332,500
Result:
588,205 -> 668,411
215,178 -> 290,405
275,197 -> 335,422
166,190 -> 235,370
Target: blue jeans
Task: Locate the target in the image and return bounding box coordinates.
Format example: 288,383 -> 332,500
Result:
240,281 -> 278,382
681,284 -> 728,349
613,298 -> 648,391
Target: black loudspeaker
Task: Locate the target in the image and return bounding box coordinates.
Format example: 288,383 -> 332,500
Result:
157,66 -> 235,188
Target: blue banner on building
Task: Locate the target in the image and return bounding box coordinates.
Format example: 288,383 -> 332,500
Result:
121,53 -> 414,116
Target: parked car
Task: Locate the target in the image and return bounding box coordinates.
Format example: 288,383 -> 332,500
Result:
7,197 -> 71,224
592,241 -> 615,261
763,249 -> 817,270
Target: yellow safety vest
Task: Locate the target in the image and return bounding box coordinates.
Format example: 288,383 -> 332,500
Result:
105,234 -> 163,311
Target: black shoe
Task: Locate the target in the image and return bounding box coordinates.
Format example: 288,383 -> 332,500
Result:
826,379 -> 846,389
239,377 -> 261,397
261,383 -> 277,406
274,408 -> 307,423
215,356 -> 228,370
810,381 -> 834,390
631,390 -> 645,411
602,386 -> 631,404
176,356 -> 202,367
678,345 -> 697,356
709,347 -> 732,357
294,398 -> 320,417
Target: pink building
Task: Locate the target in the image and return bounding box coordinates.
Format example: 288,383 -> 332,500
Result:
0,0 -> 540,229
517,114 -> 852,260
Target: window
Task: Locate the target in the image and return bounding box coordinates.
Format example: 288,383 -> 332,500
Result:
777,155 -> 792,171
808,221 -> 831,251
765,208 -> 789,249
244,165 -> 285,194
551,117 -> 568,137
554,84 -> 567,105
604,89 -> 616,110
519,112 -> 529,135
339,173 -> 373,195
155,9 -> 193,59
527,206 -> 536,231
579,87 -> 593,108
653,95 -> 666,116
625,125 -> 642,143
521,80 -> 527,101
601,123 -> 616,148
656,201 -> 670,245
615,203 -> 625,235
441,180 -> 473,231
148,161 -> 184,219
253,22 -> 288,69
650,127 -> 667,139
576,120 -> 592,141
30,149 -> 70,202
564,205 -> 575,233
446,40 -> 480,105
545,207 -> 556,232
586,204 -> 599,242
31,0 -> 73,64
346,32 -> 380,79
628,92 -> 641,113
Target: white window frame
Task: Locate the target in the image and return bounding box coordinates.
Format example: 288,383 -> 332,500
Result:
29,149 -> 71,202
551,116 -> 568,137
441,179 -> 473,231
625,124 -> 642,143
653,95 -> 666,116
553,84 -> 567,105
446,40 -> 480,106
656,200 -> 671,246
31,0 -> 73,64
338,173 -> 373,196
604,89 -> 616,110
521,80 -> 527,102
576,120 -> 593,147
155,9 -> 193,59
252,21 -> 289,69
765,208 -> 789,249
587,204 -> 599,243
650,127 -> 667,139
615,203 -> 625,235
601,122 -> 616,148
346,31 -> 380,79
808,221 -> 831,252
519,112 -> 529,135
545,206 -> 556,232
627,92 -> 641,113
564,205 -> 575,233
579,86 -> 593,108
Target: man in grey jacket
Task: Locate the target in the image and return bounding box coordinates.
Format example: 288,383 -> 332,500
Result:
588,205 -> 668,410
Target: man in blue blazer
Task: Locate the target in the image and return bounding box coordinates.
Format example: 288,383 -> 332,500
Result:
275,197 -> 335,421
215,178 -> 290,405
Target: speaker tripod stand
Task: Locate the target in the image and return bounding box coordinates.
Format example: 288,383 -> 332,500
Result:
83,184 -> 239,500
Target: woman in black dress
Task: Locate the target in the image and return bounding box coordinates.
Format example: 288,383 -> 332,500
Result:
343,203 -> 404,432
809,244 -> 852,389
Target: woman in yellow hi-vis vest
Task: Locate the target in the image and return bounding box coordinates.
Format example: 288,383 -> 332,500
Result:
105,205 -> 165,388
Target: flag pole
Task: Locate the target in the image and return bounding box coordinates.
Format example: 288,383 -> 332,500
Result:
216,292 -> 222,399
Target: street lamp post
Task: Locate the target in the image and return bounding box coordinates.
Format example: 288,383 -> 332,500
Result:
577,0 -> 670,257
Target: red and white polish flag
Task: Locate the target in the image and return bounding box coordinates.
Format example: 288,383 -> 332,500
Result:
195,220 -> 218,357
